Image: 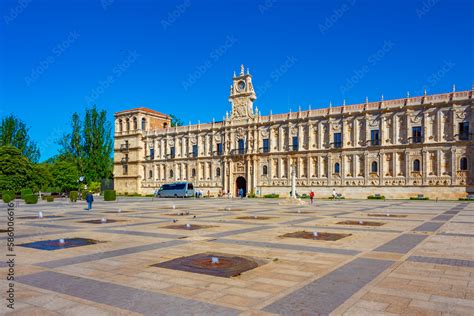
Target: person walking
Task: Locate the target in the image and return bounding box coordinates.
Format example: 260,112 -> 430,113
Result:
309,190 -> 315,204
86,192 -> 94,210
238,188 -> 244,199
332,188 -> 338,200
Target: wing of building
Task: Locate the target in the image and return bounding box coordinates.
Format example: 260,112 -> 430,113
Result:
113,65 -> 473,199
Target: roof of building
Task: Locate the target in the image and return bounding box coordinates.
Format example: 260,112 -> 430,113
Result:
115,107 -> 170,118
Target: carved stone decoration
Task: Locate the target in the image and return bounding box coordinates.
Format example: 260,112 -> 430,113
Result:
214,134 -> 221,142
455,111 -> 466,120
236,127 -> 245,138
260,128 -> 269,138
168,140 -> 175,146
290,126 -> 298,136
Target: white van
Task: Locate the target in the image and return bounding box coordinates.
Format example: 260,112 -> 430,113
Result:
155,182 -> 195,198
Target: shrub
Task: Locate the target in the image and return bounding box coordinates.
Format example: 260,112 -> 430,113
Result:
81,191 -> 88,200
2,191 -> 14,203
368,195 -> 385,200
21,188 -> 33,200
263,193 -> 279,198
410,196 -> 429,200
104,190 -> 117,201
88,181 -> 101,193
46,196 -> 54,202
247,191 -> 257,198
69,191 -> 78,202
24,194 -> 38,204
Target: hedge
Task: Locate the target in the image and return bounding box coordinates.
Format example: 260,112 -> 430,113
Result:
24,194 -> 38,204
69,191 -> 78,202
21,188 -> 33,200
2,191 -> 14,203
81,191 -> 88,200
263,193 -> 279,198
104,190 -> 117,201
46,196 -> 54,202
368,195 -> 385,200
410,196 -> 429,200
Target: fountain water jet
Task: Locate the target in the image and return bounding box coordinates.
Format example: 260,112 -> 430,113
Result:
38,211 -> 44,219
186,223 -> 191,229
211,257 -> 220,264
101,218 -> 107,223
59,238 -> 65,244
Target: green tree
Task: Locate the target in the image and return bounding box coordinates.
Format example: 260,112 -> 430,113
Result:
169,114 -> 183,127
0,145 -> 33,192
0,115 -> 40,162
59,106 -> 113,183
31,163 -> 53,192
50,159 -> 79,192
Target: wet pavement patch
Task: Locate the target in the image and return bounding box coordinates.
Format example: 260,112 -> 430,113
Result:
79,219 -> 125,224
337,220 -> 385,226
236,216 -> 275,220
162,224 -> 216,230
152,252 -> 262,278
19,238 -> 103,251
281,231 -> 351,241
368,213 -> 407,218
164,212 -> 193,216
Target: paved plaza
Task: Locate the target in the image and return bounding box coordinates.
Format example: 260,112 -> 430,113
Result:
1,197 -> 474,315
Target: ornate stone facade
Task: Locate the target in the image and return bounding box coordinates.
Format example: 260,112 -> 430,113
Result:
114,66 -> 473,199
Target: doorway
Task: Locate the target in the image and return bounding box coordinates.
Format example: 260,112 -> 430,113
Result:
235,176 -> 247,197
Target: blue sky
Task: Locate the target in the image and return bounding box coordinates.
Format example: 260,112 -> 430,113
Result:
0,0 -> 472,161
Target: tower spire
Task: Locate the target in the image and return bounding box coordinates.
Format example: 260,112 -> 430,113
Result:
240,64 -> 245,76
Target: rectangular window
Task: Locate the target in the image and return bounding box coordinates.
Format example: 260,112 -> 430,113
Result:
412,126 -> 422,143
371,129 -> 380,146
217,143 -> 223,155
263,138 -> 269,153
292,136 -> 299,151
238,139 -> 245,155
459,122 -> 469,140
150,148 -> 154,159
170,146 -> 175,158
334,133 -> 342,148
192,144 -> 198,158
122,164 -> 128,175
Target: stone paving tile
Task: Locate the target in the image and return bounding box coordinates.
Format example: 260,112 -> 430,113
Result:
374,234 -> 428,253
94,229 -> 185,239
17,271 -> 239,315
263,258 -> 394,315
212,238 -> 360,256
408,255 -> 474,267
36,240 -> 187,268
206,225 -> 275,238
413,221 -> 445,232
431,214 -> 454,221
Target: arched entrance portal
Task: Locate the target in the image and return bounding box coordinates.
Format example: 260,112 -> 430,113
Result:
235,176 -> 247,197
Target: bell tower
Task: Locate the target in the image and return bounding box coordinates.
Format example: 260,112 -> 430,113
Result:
229,64 -> 257,120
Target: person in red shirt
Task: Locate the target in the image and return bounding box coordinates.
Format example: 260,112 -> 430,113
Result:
309,191 -> 315,204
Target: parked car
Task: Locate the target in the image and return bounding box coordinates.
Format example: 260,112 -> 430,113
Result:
155,182 -> 195,198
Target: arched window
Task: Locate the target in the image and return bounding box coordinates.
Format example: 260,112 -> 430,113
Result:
126,118 -> 130,131
141,118 -> 146,130
216,167 -> 221,177
413,159 -> 420,172
191,168 -> 196,177
133,117 -> 138,130
263,165 -> 268,176
163,122 -> 168,129
118,119 -> 123,132
149,170 -> 153,179
334,162 -> 340,174
371,161 -> 378,173
169,169 -> 174,178
460,157 -> 468,171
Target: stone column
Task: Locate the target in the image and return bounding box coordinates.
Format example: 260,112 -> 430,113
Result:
436,109 -> 442,142
393,115 -> 399,145
436,149 -> 441,177
405,151 -> 410,183
327,155 -> 332,184
422,150 -> 428,185
379,152 -> 384,184
318,121 -> 323,149
308,123 -> 314,150
451,148 -> 457,184
341,154 -> 345,183
306,155 -> 311,178
393,152 -> 397,177
380,116 -> 385,146
364,152 -> 369,185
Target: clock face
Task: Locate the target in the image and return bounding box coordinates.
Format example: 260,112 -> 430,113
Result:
237,80 -> 246,91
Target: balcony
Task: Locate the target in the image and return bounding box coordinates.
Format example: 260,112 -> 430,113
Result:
259,146 -> 270,153
288,145 -> 299,152
411,137 -> 423,144
332,142 -> 342,149
119,143 -> 129,152
370,139 -> 381,146
457,132 -> 472,141
230,149 -> 246,156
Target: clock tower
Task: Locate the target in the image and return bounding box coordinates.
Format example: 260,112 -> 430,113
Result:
229,64 -> 257,120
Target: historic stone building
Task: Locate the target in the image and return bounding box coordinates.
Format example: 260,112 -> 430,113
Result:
114,66 -> 473,199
